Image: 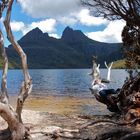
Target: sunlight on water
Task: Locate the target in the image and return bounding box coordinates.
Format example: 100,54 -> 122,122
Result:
0,69 -> 128,97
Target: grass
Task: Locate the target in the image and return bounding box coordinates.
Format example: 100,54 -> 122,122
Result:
112,59 -> 126,69
0,57 -> 19,69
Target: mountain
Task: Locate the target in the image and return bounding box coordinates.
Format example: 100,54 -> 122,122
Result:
6,27 -> 123,69
61,26 -> 90,43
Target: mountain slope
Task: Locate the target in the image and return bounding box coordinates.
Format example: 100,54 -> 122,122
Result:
7,27 -> 123,69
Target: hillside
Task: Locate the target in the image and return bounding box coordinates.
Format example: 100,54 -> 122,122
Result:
0,54 -> 19,69
112,59 -> 126,69
6,27 -> 123,69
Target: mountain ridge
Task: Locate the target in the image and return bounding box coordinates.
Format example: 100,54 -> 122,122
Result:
6,26 -> 123,69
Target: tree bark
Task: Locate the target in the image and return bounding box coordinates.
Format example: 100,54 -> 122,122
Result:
0,30 -> 9,104
0,0 -> 32,139
0,103 -> 26,140
104,61 -> 113,82
90,58 -> 140,120
3,0 -> 32,123
118,74 -> 140,115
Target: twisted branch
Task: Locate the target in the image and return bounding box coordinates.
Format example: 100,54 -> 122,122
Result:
3,0 -> 32,123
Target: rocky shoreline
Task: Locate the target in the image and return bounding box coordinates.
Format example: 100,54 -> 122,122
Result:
0,109 -> 120,139
1,95 -> 139,139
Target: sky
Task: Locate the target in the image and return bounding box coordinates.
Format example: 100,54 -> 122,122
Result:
2,0 -> 126,46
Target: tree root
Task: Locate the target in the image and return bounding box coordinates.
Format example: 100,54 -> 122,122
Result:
0,129 -> 11,140
80,118 -> 140,129
95,127 -> 139,140
120,132 -> 140,140
29,126 -> 80,140
79,118 -> 140,140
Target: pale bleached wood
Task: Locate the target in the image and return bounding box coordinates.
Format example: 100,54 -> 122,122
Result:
0,102 -> 26,140
104,61 -> 113,81
0,0 -> 32,139
91,61 -> 101,80
0,30 -> 9,104
3,0 -> 32,123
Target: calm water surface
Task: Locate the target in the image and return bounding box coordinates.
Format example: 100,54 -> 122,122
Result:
2,69 -> 128,98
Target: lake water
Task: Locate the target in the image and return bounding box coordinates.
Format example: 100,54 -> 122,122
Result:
2,69 -> 128,97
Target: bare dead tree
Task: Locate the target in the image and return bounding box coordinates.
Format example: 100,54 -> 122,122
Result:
89,56 -> 101,80
104,61 -> 113,82
0,0 -> 32,139
82,0 -> 140,121
90,57 -> 113,84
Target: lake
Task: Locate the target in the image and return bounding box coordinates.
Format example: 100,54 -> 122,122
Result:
3,69 -> 128,97
0,69 -> 128,115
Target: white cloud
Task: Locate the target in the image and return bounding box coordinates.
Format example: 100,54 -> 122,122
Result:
18,0 -> 81,18
77,9 -> 108,26
28,19 -> 56,33
57,8 -> 108,26
10,21 -> 25,32
49,33 -> 60,39
58,16 -> 77,25
11,1 -> 125,43
86,20 -> 126,43
10,19 -> 57,35
18,0 -> 110,27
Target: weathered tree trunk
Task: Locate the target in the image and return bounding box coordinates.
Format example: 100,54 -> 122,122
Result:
104,61 -> 113,82
90,57 -> 140,120
0,103 -> 26,140
0,31 -> 9,104
118,22 -> 140,121
89,56 -> 101,80
118,74 -> 140,120
0,0 -> 32,139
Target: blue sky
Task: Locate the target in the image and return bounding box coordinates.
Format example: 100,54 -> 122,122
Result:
3,0 -> 126,46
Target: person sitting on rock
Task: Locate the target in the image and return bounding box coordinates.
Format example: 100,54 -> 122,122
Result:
91,79 -> 120,112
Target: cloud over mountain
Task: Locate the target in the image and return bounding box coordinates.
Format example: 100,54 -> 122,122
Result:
86,20 -> 125,43
18,0 -> 81,18
11,19 -> 56,35
13,0 -> 125,43
76,9 -> 108,26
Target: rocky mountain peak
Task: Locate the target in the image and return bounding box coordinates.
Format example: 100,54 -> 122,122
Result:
19,27 -> 49,42
61,26 -> 89,43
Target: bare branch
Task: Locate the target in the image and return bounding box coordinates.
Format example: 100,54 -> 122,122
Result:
3,0 -> 32,123
81,0 -> 140,24
4,0 -> 31,85
16,81 -> 32,123
0,0 -> 31,139
110,62 -> 114,68
0,30 -> 9,104
0,102 -> 26,140
104,61 -> 113,81
104,61 -> 108,68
